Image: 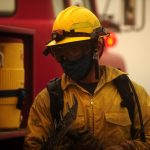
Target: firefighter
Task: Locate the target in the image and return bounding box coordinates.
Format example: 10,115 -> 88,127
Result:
24,6 -> 150,150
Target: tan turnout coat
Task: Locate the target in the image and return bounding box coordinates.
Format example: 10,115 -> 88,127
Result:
24,66 -> 150,149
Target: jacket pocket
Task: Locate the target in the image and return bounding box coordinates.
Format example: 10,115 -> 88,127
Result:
105,112 -> 131,126
103,112 -> 132,146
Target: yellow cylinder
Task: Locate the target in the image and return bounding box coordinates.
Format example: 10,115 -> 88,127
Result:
0,38 -> 24,129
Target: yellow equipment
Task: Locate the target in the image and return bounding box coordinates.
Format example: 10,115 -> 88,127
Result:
0,38 -> 25,129
46,6 -> 109,46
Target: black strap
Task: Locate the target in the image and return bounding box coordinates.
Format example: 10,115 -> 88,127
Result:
127,77 -> 146,142
113,75 -> 146,142
47,78 -> 63,124
0,88 -> 26,109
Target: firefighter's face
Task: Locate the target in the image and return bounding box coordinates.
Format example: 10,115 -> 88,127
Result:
50,40 -> 92,62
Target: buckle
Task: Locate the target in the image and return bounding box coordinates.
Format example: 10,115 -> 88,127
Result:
91,27 -> 110,40
52,30 -> 66,42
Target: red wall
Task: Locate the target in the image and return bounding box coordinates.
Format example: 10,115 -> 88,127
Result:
0,0 -> 63,96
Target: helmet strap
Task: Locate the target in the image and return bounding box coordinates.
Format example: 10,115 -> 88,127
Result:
93,50 -> 100,80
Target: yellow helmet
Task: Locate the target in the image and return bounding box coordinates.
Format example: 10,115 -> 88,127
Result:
46,6 -> 109,47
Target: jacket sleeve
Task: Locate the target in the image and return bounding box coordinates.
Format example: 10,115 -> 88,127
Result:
24,88 -> 53,150
131,82 -> 150,149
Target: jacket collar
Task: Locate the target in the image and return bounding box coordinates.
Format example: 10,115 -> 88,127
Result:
61,65 -> 127,91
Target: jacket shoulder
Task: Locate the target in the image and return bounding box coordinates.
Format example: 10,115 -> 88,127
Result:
32,88 -> 50,109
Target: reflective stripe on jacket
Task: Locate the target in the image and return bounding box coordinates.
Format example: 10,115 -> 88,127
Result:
24,66 -> 150,149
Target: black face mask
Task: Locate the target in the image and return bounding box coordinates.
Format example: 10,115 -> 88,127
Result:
60,52 -> 94,81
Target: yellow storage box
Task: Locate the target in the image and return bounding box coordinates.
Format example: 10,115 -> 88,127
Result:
0,38 -> 25,129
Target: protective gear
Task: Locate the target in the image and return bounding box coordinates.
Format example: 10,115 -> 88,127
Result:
60,52 -> 93,81
43,6 -> 109,80
24,66 -> 150,149
45,6 -> 109,48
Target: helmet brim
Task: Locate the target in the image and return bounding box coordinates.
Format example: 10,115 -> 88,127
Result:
46,33 -> 109,46
46,37 -> 91,46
